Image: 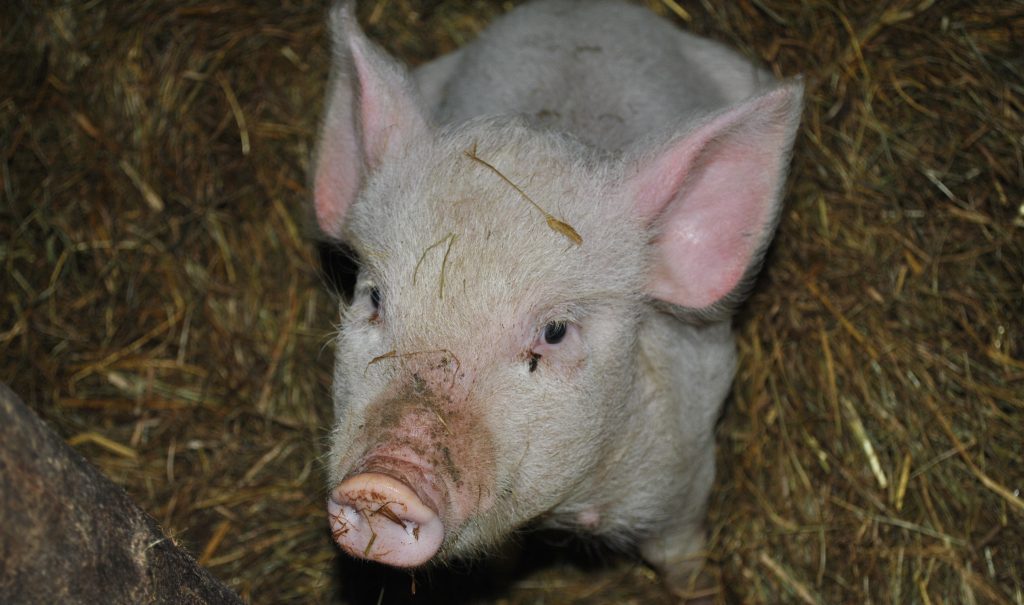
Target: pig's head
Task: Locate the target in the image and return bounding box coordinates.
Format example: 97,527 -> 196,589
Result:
314,3 -> 802,569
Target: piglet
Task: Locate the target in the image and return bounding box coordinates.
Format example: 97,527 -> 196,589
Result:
313,0 -> 802,596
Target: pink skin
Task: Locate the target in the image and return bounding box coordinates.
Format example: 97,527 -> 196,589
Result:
328,470 -> 445,567
327,357 -> 496,567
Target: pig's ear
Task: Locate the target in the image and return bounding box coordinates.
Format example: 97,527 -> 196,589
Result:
628,81 -> 803,314
313,1 -> 430,238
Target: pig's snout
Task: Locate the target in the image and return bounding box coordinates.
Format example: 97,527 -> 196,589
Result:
328,472 -> 445,567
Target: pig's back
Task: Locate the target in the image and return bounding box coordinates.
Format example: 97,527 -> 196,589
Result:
415,0 -> 773,150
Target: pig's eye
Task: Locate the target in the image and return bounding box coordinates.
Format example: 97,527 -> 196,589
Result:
365,287 -> 381,323
543,321 -> 567,344
529,320 -> 578,373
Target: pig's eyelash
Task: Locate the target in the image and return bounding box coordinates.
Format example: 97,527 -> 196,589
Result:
532,301 -> 586,342
352,278 -> 382,322
366,286 -> 382,322
539,302 -> 586,329
532,313 -> 580,347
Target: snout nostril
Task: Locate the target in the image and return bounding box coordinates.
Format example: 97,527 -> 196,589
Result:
328,472 -> 445,567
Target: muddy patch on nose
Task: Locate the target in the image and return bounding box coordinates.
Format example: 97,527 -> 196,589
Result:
358,365 -> 496,529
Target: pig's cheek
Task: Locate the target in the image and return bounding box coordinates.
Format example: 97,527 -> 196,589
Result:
338,319 -> 388,364
333,330 -> 387,420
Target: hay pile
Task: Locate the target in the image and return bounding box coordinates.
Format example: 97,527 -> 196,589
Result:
1,1 -> 1020,603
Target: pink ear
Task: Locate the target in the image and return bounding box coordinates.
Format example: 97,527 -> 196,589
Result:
629,82 -> 803,311
313,2 -> 428,238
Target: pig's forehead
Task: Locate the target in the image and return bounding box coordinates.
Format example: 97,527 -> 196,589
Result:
345,129 -> 648,328
349,129 -> 628,259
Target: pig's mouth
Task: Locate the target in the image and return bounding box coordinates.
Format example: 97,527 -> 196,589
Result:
327,453 -> 448,567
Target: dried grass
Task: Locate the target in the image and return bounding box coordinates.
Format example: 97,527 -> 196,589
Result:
1,0 -> 1021,603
